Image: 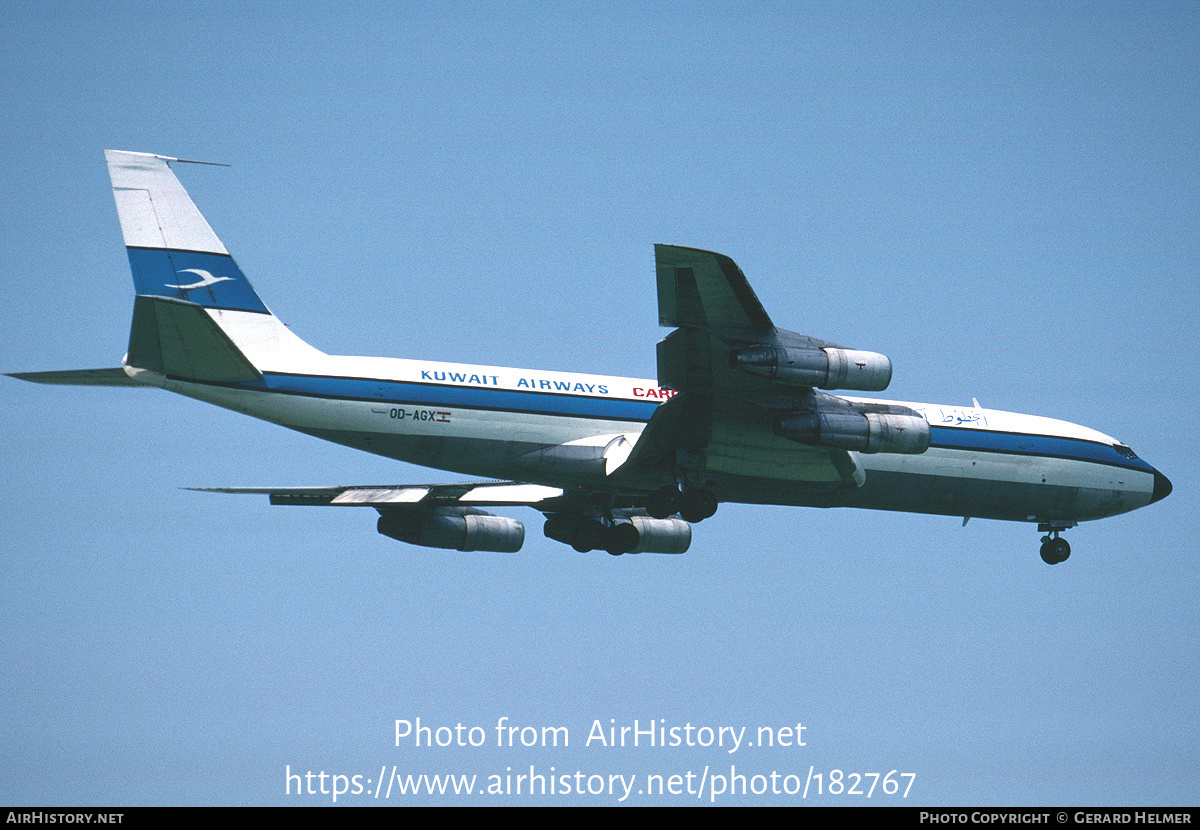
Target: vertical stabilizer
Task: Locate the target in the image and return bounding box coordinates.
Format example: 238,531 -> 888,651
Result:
105,151 -> 324,380
106,150 -> 270,314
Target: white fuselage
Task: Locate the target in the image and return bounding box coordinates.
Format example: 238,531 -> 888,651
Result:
127,337 -> 1162,527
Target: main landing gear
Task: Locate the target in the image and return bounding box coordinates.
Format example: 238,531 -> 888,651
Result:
1038,521 -> 1075,565
646,485 -> 718,524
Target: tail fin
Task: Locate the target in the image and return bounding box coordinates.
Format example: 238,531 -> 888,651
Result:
12,152 -> 320,389
105,151 -> 323,383
107,150 -> 270,314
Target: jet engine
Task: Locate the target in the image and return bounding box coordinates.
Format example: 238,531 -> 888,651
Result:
377,508 -> 525,552
624,516 -> 692,553
731,345 -> 892,391
777,407 -> 930,454
543,514 -> 691,555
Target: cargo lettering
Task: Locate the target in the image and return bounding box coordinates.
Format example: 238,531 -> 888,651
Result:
632,387 -> 678,399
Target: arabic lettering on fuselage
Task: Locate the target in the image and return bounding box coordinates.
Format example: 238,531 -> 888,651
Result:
935,406 -> 987,426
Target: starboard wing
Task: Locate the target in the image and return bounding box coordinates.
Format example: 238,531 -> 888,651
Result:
614,246 -> 865,491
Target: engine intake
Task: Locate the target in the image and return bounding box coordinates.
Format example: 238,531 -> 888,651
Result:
731,346 -> 892,391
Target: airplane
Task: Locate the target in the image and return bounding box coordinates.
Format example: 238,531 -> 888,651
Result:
8,150 -> 1172,565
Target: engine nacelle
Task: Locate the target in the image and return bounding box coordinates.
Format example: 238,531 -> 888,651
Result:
625,516 -> 691,554
544,515 -> 691,554
777,408 -> 930,454
731,346 -> 892,391
378,509 -> 524,552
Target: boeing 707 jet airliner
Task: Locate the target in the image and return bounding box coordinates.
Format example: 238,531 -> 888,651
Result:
9,151 -> 1172,564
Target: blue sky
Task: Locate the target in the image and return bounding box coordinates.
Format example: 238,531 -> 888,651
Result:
2,1 -> 1196,806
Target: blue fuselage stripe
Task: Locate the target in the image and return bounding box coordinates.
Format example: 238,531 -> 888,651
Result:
237,373 -> 1149,475
928,426 -> 1153,475
256,372 -> 660,422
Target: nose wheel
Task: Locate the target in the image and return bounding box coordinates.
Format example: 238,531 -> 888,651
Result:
1039,532 -> 1071,565
1037,521 -> 1075,565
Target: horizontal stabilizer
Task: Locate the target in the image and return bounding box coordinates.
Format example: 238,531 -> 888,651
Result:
127,295 -> 262,383
7,367 -> 143,386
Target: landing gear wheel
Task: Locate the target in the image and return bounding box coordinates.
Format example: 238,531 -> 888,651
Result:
1039,539 -> 1055,565
679,488 -> 718,523
604,522 -> 639,556
646,485 -> 683,519
1039,535 -> 1071,565
1051,536 -> 1070,563
569,519 -> 605,553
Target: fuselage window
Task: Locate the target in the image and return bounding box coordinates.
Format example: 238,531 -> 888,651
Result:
1114,443 -> 1139,459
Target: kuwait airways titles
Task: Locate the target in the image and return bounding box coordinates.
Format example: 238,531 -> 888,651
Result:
416,366 -> 678,398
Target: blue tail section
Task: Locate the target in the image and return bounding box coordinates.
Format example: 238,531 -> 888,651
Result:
125,248 -> 269,314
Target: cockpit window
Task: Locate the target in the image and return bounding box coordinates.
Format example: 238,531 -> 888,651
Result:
1114,443 -> 1139,459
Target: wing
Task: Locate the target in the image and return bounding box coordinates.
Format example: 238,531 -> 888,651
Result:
192,480 -> 682,554
655,244 -> 774,331
194,481 -> 570,554
653,244 -> 843,402
192,480 -> 564,508
615,245 -> 869,494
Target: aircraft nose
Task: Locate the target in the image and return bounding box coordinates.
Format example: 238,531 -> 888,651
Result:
1151,468 -> 1173,504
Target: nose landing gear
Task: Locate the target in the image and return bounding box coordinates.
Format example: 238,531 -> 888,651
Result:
1039,534 -> 1071,565
1038,521 -> 1076,565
